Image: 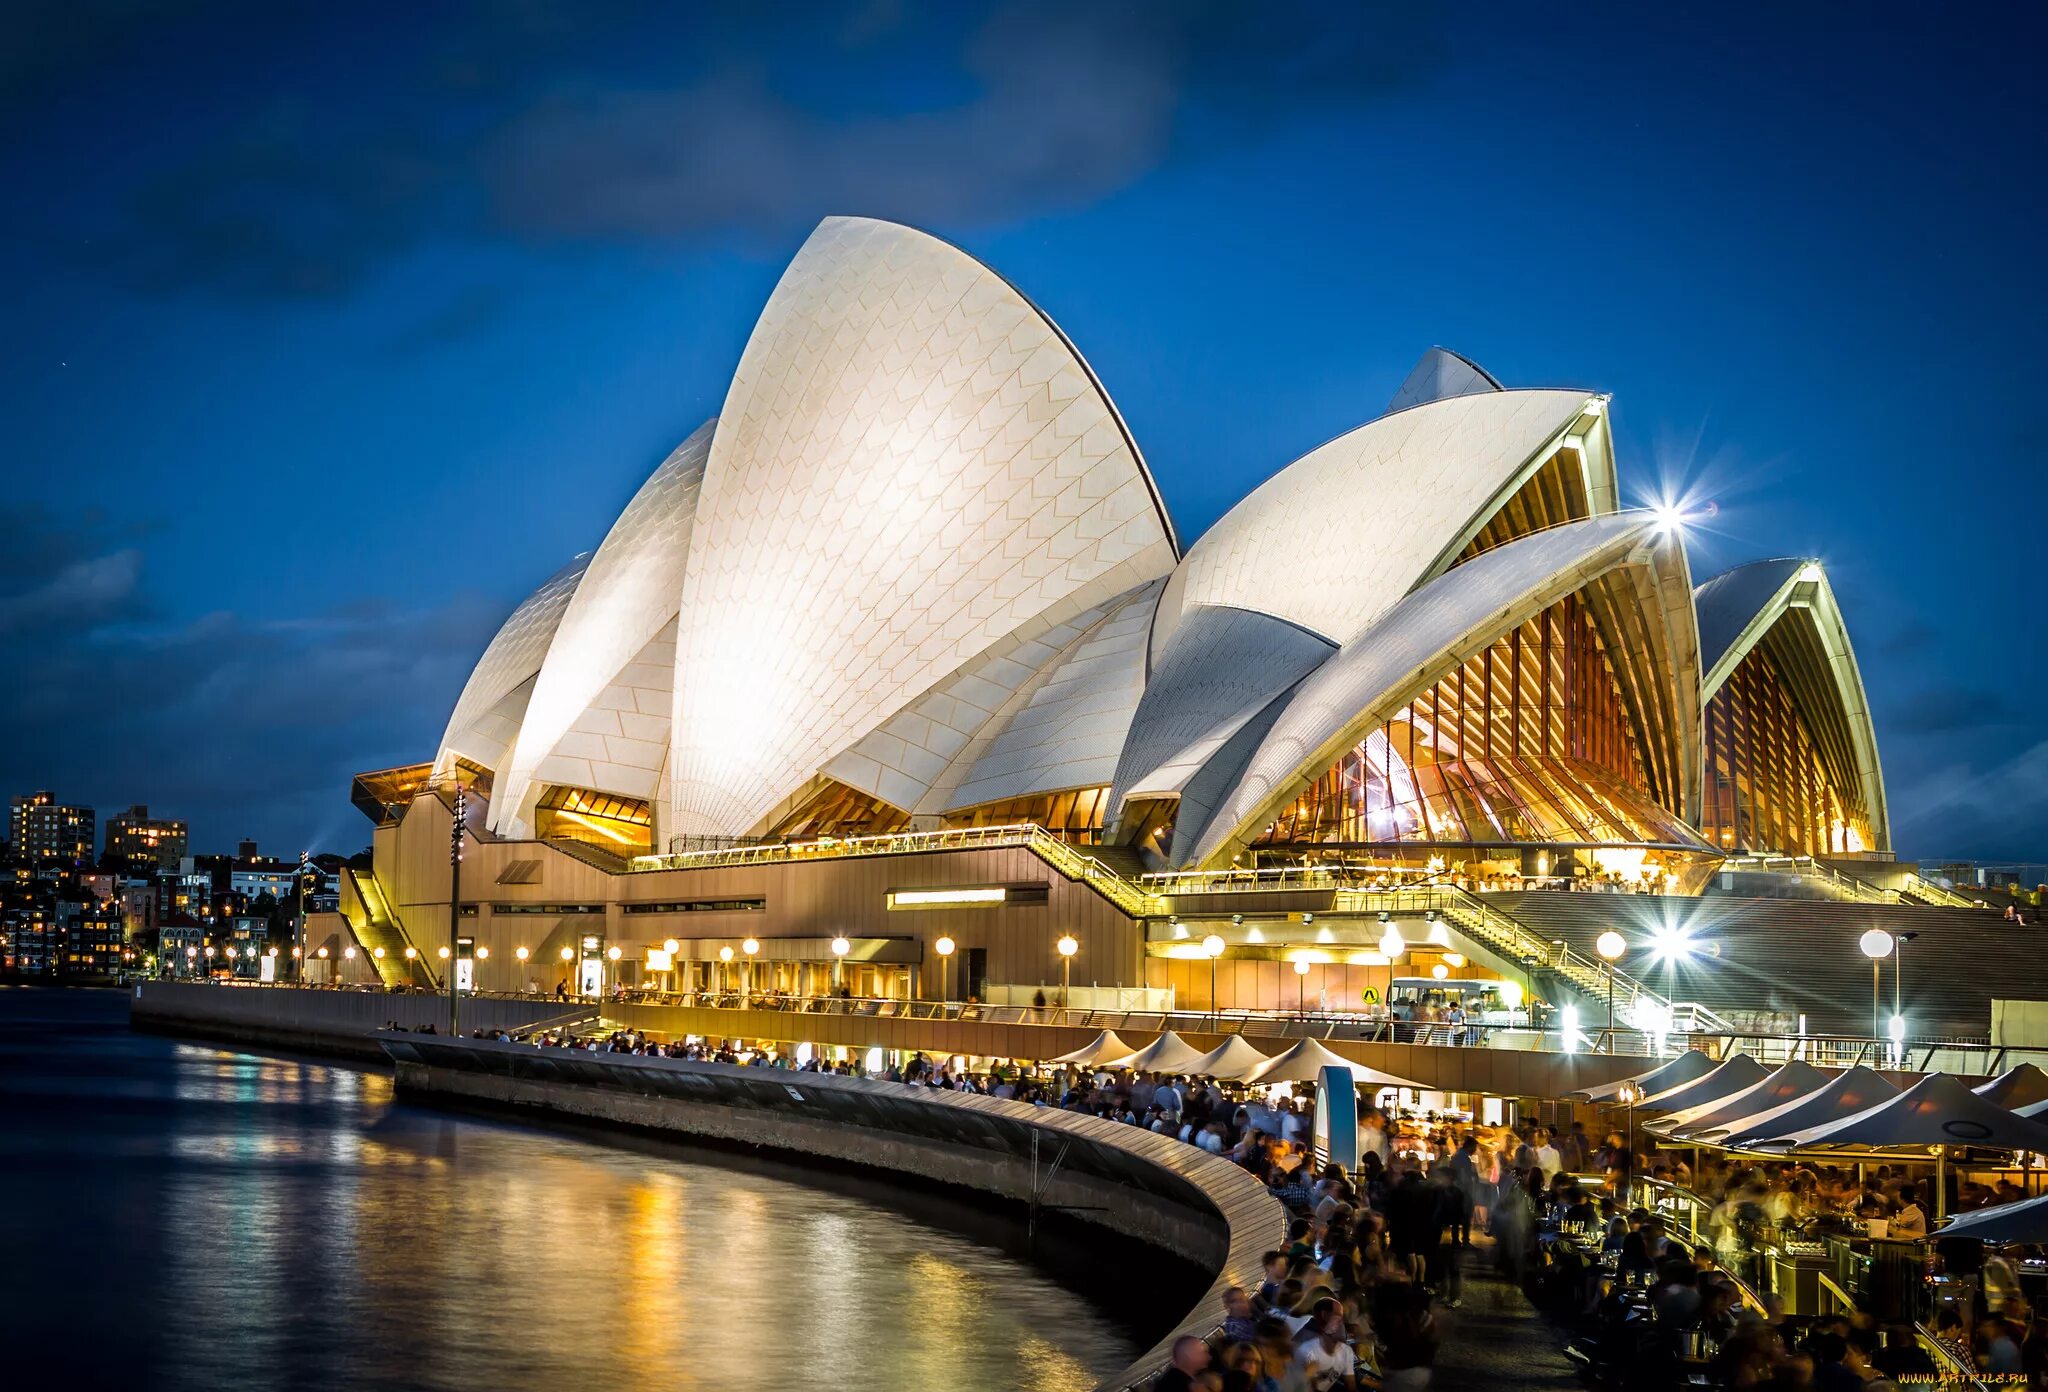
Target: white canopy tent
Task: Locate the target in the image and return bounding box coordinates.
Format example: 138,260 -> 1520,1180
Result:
1638,1054 -> 1769,1114
1244,1037 -> 1425,1090
1650,1061 -> 1839,1139
1047,1030 -> 1140,1066
1698,1065 -> 1901,1148
1106,1030 -> 1213,1074
1572,1049 -> 1716,1104
1188,1035 -> 1273,1082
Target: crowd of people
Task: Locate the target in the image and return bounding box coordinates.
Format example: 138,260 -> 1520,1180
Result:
389,1023 -> 2048,1387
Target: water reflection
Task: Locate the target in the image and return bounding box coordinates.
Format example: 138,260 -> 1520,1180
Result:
0,991 -> 1145,1391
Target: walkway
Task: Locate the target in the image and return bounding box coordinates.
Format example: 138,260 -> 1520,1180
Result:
1431,1240 -> 1578,1391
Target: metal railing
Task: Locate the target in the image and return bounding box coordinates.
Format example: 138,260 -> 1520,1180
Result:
632,823 -> 1167,917
1900,874 -> 1986,910
1719,854 -> 1899,905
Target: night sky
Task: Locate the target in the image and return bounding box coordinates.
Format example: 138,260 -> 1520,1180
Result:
4,3 -> 2042,862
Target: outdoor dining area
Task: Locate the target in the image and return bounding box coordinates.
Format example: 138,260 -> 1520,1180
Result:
1559,1049 -> 2048,1386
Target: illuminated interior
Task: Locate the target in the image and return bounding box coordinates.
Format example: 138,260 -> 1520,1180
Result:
761,780 -> 911,841
535,786 -> 655,855
943,787 -> 1111,844
1251,592 -> 1707,879
1703,638 -> 1872,857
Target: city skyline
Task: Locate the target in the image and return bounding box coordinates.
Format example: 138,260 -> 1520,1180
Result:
3,3 -> 2043,859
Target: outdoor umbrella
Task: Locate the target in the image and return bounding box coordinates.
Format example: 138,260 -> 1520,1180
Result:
1636,1054 -> 1769,1114
1651,1061 -> 1839,1139
1243,1037 -> 1425,1090
1572,1049 -> 1717,1103
1106,1030 -> 1213,1074
1188,1034 -> 1273,1082
1975,1063 -> 2048,1111
1936,1192 -> 2048,1245
1765,1073 -> 2048,1154
1703,1065 -> 1901,1148
1047,1030 -> 1138,1066
1763,1073 -> 2048,1220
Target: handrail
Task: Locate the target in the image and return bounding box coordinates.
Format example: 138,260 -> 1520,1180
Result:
1900,874 -> 1986,910
1720,853 -> 1899,905
633,824 -> 1167,917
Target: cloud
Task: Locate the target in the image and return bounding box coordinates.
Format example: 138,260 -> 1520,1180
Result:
383,283 -> 510,352
0,521 -> 503,852
1884,684 -> 2024,735
1890,739 -> 2048,863
74,0 -> 1442,299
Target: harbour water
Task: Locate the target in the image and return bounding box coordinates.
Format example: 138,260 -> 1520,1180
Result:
0,989 -> 1183,1391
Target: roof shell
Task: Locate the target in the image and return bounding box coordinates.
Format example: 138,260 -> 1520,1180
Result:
666,216 -> 1178,838
1180,511 -> 1697,867
1693,558 -> 1889,852
1150,387 -> 1612,655
492,421 -> 712,836
433,554 -> 587,780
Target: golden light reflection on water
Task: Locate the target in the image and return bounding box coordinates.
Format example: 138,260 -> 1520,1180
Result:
17,1012 -> 1144,1392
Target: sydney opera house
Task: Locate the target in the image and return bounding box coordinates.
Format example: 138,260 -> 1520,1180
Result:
335,216 -> 1925,1026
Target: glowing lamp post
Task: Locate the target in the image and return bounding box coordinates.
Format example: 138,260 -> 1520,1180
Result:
1056,934 -> 1078,1006
1595,930 -> 1627,1053
742,938 -> 759,1002
931,936 -> 952,1004
1860,928 -> 1894,1040
822,933 -> 850,996
664,938 -> 682,995
1293,956 -> 1310,1015
1202,934 -> 1226,1018
606,944 -> 622,997
719,944 -> 735,994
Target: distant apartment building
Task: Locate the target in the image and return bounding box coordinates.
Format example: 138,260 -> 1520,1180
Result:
230,860 -> 298,903
8,791 -> 94,864
105,805 -> 189,869
63,901 -> 127,974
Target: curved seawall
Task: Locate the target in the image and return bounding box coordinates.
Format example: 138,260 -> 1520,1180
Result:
384,1036 -> 1287,1391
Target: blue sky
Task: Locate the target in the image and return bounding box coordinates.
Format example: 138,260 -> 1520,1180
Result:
2,2 -> 2042,861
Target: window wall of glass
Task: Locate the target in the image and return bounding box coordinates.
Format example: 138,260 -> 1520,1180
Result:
1702,643 -> 1872,857
1250,593 -> 1713,892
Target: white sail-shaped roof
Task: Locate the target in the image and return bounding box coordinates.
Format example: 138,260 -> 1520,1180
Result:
1181,512 -> 1694,867
1693,558 -> 1889,852
1110,605 -> 1335,818
942,580 -> 1161,811
667,217 -> 1178,837
1385,346 -> 1503,414
492,422 -> 712,836
434,555 -> 587,780
1149,388 -> 1612,655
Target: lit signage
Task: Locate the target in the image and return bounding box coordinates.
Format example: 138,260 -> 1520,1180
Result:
886,887 -> 1006,910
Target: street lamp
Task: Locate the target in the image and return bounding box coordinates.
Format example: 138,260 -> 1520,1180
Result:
1860,928 -> 1894,1040
606,943 -> 622,997
832,934 -> 852,994
1595,930 -> 1626,1053
719,944 -> 735,994
1056,934 -> 1078,1005
741,937 -> 759,1002
663,938 -> 682,996
931,935 -> 952,1003
1616,1080 -> 1643,1198
514,945 -> 529,992
1293,956 -> 1310,1015
1202,933 -> 1226,1018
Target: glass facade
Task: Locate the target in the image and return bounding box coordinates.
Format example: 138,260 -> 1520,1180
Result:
762,780 -> 911,841
1702,643 -> 1871,856
1252,593 -> 1702,866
